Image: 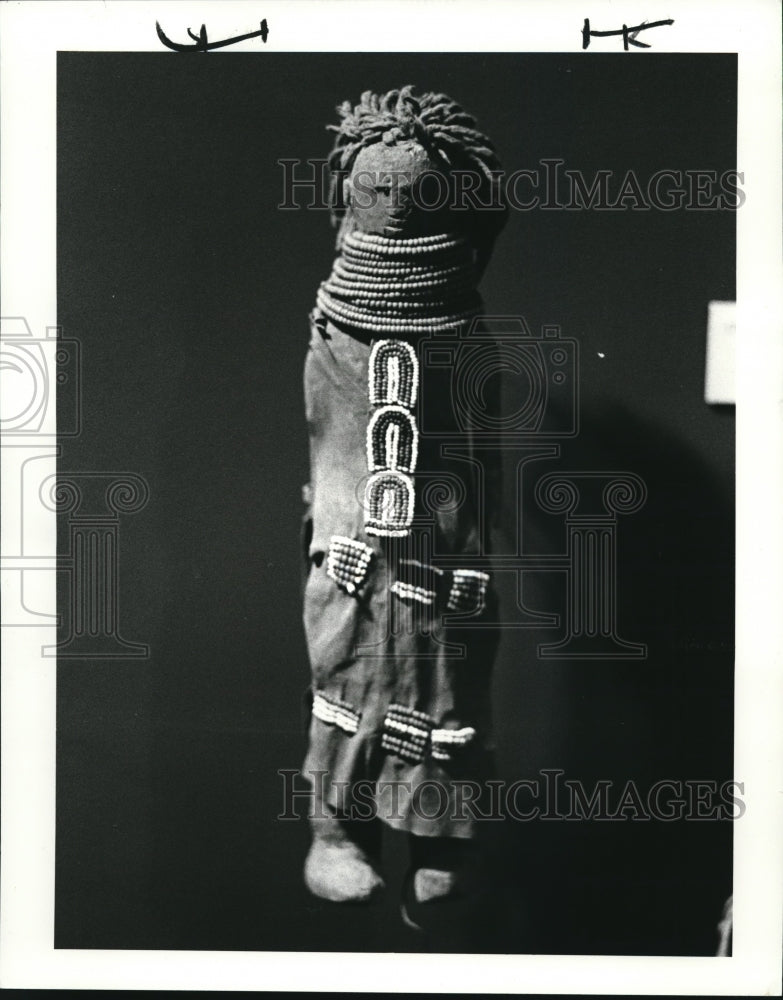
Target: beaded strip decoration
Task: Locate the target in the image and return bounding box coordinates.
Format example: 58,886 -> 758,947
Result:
380,704 -> 434,763
366,405 -> 418,473
365,337 -> 420,536
390,581 -> 436,605
431,726 -> 477,761
390,558 -> 444,606
326,535 -> 374,594
312,691 -> 361,736
365,471 -> 415,537
447,568 -> 490,614
381,705 -> 477,763
369,340 -> 418,408
316,231 -> 481,336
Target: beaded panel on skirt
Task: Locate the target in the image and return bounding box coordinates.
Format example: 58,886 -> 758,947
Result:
316,231 -> 482,335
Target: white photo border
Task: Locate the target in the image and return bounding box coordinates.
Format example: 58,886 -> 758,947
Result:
1,0 -> 781,993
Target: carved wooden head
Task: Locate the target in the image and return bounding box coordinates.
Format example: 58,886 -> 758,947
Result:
342,141 -> 450,239
326,86 -> 508,272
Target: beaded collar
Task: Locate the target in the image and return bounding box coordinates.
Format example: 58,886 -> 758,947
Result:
316,231 -> 481,337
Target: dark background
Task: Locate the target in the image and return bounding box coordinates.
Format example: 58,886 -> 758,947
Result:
56,52 -> 735,954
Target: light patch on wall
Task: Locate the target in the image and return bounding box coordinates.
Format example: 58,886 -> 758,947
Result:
705,300 -> 736,405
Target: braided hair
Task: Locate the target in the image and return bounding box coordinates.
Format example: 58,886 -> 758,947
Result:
326,86 -> 508,272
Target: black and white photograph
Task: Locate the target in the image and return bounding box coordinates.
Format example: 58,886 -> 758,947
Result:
1,1 -> 781,993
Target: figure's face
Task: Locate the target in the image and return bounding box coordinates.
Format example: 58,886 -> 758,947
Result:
344,141 -> 450,238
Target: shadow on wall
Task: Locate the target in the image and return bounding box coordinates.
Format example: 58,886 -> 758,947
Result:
482,394 -> 734,956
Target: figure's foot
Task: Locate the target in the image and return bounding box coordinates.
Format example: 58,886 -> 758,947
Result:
304,817 -> 385,904
406,835 -> 476,904
412,865 -> 461,903
401,835 -> 482,934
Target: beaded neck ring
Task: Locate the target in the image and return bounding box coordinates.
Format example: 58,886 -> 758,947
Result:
316,230 -> 482,337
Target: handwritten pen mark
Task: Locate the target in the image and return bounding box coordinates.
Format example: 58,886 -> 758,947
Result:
156,19 -> 269,52
582,17 -> 674,51
627,21 -> 648,46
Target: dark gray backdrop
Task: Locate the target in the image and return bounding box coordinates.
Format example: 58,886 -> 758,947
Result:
56,52 -> 735,954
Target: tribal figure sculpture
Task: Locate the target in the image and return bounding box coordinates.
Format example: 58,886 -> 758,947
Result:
300,87 -> 508,910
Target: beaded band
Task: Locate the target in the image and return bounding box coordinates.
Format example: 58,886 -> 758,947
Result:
346,231 -> 464,249
328,279 -> 471,302
334,259 -> 466,283
316,288 -> 480,335
327,294 -> 477,314
312,691 -> 361,736
334,259 -> 467,279
343,231 -> 468,256
326,535 -> 374,594
390,580 -> 436,605
380,705 -> 477,763
447,568 -> 490,614
431,726 -> 476,760
341,245 -> 468,263
390,558 -> 444,607
381,704 -> 434,763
